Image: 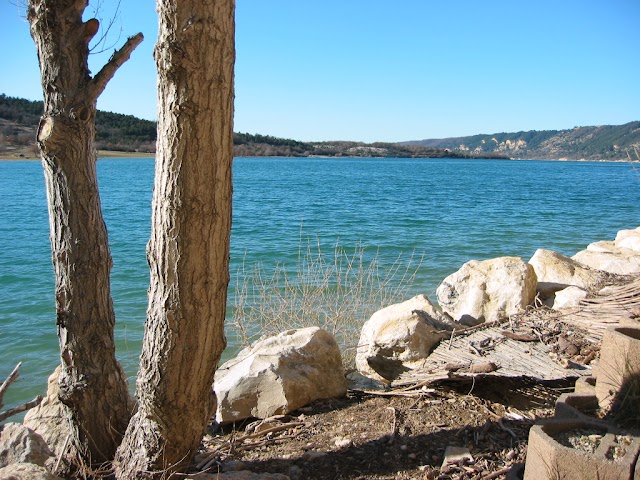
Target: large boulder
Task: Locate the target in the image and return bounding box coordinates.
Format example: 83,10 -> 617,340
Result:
0,463 -> 63,480
0,423 -> 54,469
615,227 -> 640,252
215,327 -> 347,423
572,243 -> 640,275
355,295 -> 452,383
528,249 -> 607,297
436,257 -> 537,325
571,227 -> 640,275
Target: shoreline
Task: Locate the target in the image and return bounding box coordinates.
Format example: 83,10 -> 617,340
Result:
0,149 -> 155,161
0,149 -> 635,163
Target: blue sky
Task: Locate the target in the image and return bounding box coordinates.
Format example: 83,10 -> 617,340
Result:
1,1 -> 639,142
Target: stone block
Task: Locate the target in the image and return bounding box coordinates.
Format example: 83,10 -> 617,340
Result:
524,418 -> 640,480
554,391 -> 601,422
595,326 -> 640,412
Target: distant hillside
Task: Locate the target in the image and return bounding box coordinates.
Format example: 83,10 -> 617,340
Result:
404,123 -> 640,161
0,94 -> 157,154
3,94 -> 637,161
0,94 -> 505,159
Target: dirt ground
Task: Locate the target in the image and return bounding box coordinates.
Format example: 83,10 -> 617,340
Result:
190,274 -> 640,480
193,377 -> 569,479
190,284 -> 640,480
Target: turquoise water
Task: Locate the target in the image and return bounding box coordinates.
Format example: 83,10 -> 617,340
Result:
1,157 -> 638,411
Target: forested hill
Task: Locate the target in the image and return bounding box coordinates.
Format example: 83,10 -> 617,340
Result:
0,95 -> 157,153
0,94 -> 500,159
4,93 -> 637,160
403,122 -> 640,161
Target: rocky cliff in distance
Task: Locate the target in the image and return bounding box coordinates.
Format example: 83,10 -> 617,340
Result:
404,121 -> 640,161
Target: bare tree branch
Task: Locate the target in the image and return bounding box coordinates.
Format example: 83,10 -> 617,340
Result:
0,362 -> 42,423
88,0 -> 124,55
0,362 -> 22,410
0,395 -> 43,423
88,32 -> 144,102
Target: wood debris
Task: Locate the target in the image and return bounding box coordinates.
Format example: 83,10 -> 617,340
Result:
392,317 -> 591,388
560,275 -> 640,338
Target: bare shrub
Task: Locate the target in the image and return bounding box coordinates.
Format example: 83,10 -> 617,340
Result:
230,236 -> 424,367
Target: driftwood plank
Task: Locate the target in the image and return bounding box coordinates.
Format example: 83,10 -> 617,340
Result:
393,277 -> 640,388
392,322 -> 589,388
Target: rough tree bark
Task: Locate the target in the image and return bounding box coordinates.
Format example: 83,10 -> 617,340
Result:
27,0 -> 143,468
114,0 -> 235,477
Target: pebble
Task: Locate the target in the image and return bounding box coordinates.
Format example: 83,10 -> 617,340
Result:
333,437 -> 353,449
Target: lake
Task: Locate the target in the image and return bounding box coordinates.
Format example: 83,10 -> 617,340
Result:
0,156 -> 638,410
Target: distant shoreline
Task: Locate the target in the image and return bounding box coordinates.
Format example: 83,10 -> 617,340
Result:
0,149 -> 155,161
0,149 -> 635,163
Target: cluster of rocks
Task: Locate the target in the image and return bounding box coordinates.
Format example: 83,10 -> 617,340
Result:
214,226 -> 640,421
355,228 -> 640,385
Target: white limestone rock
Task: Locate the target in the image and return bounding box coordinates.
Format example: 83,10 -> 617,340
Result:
586,240 -> 618,253
355,294 -> 453,383
552,286 -> 589,310
214,327 -> 346,423
436,257 -> 537,325
572,227 -> 640,275
528,249 -> 607,296
615,227 -> 640,252
573,247 -> 640,275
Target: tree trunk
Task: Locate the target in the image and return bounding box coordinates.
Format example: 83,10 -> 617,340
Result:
114,0 -> 235,477
27,0 -> 142,469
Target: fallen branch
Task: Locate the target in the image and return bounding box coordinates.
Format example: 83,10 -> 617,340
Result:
356,383 -> 438,398
497,419 -> 518,439
0,362 -> 42,422
501,331 -> 538,342
0,362 -> 22,409
0,395 -> 43,423
241,421 -> 305,441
